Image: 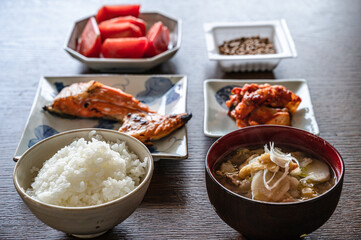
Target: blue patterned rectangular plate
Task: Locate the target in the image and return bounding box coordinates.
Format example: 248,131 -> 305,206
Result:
14,75 -> 188,161
204,79 -> 319,137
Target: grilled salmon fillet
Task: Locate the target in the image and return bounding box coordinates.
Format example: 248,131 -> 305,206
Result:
44,81 -> 155,121
119,112 -> 192,144
44,81 -> 191,144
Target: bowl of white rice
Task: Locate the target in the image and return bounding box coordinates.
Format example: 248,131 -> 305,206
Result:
13,128 -> 153,238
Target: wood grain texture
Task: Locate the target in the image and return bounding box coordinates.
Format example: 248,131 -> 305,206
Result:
0,0 -> 360,239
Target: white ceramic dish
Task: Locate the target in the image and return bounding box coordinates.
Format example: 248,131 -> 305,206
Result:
14,75 -> 189,161
65,12 -> 181,72
204,19 -> 297,72
203,79 -> 319,137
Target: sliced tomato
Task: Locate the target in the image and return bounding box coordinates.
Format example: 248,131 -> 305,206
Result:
99,16 -> 147,36
144,21 -> 170,57
101,37 -> 148,58
76,17 -> 101,57
99,22 -> 142,41
96,4 -> 140,23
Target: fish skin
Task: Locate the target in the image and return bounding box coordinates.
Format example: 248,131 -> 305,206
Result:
119,112 -> 192,145
44,81 -> 154,121
44,81 -> 191,144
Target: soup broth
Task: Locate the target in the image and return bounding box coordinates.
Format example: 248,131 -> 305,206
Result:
213,143 -> 336,203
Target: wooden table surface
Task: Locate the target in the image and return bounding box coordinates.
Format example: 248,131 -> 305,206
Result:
1,0 -> 360,239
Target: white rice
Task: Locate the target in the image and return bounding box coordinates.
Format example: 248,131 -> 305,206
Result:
26,131 -> 148,207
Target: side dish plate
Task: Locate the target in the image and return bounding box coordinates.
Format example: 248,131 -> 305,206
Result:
14,75 -> 189,161
204,79 -> 319,137
65,12 -> 181,72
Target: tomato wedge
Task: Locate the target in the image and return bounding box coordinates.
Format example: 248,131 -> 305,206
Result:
99,16 -> 147,36
76,17 -> 101,57
101,37 -> 148,58
99,22 -> 142,41
96,4 -> 140,23
144,21 -> 170,57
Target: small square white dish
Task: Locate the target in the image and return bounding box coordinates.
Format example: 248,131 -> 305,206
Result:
204,79 -> 319,137
14,75 -> 189,161
65,12 -> 181,72
204,19 -> 297,72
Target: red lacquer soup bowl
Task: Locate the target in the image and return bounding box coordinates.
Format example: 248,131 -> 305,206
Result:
205,125 -> 344,240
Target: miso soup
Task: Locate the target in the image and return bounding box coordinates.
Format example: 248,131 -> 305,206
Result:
213,142 -> 336,203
